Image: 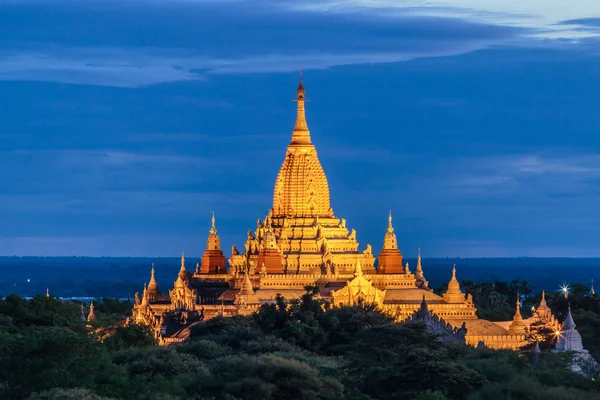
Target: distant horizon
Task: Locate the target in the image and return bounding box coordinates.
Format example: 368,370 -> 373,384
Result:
0,256 -> 594,299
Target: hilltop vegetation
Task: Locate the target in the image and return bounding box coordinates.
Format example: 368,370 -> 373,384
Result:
0,284 -> 599,400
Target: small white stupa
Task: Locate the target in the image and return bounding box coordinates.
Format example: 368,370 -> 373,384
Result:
554,304 -> 599,376
554,305 -> 584,352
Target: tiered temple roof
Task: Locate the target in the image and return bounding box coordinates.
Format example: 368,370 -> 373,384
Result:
129,74 -> 558,350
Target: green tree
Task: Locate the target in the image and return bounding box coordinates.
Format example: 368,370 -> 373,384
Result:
522,319 -> 557,352
27,388 -> 114,400
102,323 -> 157,351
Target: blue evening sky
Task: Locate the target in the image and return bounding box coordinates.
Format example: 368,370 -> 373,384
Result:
1,0 -> 600,258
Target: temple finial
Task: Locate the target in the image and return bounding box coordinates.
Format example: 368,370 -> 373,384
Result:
354,259 -> 363,277
563,302 -> 576,329
444,264 -> 463,302
291,69 -> 310,144
87,300 -> 96,322
180,252 -> 187,274
538,289 -> 548,309
141,283 -> 149,305
508,295 -> 526,334
387,210 -> 393,233
210,211 -> 216,234
148,263 -> 159,293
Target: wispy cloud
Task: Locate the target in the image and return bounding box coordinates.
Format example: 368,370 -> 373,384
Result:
0,0 -> 598,89
294,0 -> 600,39
0,51 -> 202,87
0,148 -> 209,168
0,148 -> 236,196
447,154 -> 600,191
0,42 -> 495,87
0,0 -> 526,87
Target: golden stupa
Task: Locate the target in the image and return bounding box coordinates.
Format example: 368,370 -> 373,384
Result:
229,72 -> 375,276
130,73 -> 557,349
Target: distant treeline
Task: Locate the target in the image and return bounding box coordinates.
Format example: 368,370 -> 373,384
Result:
0,257 -> 597,299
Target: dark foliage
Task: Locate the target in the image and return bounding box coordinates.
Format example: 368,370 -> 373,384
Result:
0,283 -> 599,400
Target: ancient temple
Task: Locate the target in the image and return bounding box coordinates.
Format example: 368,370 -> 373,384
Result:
130,74 -> 558,349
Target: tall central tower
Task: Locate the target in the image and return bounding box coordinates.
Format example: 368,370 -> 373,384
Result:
272,73 -> 333,217
230,73 -> 375,275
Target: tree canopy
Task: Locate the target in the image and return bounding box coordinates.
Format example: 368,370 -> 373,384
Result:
0,281 -> 599,400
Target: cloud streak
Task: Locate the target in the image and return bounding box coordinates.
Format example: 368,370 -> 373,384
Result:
0,0 -> 598,89
446,154 -> 600,191
294,0 -> 600,39
0,41 -> 495,87
0,0 -> 528,87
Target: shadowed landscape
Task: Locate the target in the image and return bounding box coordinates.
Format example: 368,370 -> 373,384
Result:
1,285 -> 599,400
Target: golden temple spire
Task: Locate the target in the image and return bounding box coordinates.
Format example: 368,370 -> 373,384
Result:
414,248 -> 429,289
291,69 -> 311,145
272,71 -> 332,217
240,271 -> 255,295
205,212 -> 222,251
179,252 -> 187,275
449,265 -> 460,291
443,265 -> 465,303
235,270 -> 260,306
383,211 -> 398,250
87,300 -> 96,322
509,295 -> 527,334
148,263 -> 159,293
210,211 -> 216,235
354,259 -> 363,277
538,290 -> 548,309
514,296 -> 523,321
141,282 -> 148,304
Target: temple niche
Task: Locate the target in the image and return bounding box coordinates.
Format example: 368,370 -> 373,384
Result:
129,74 -> 559,350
